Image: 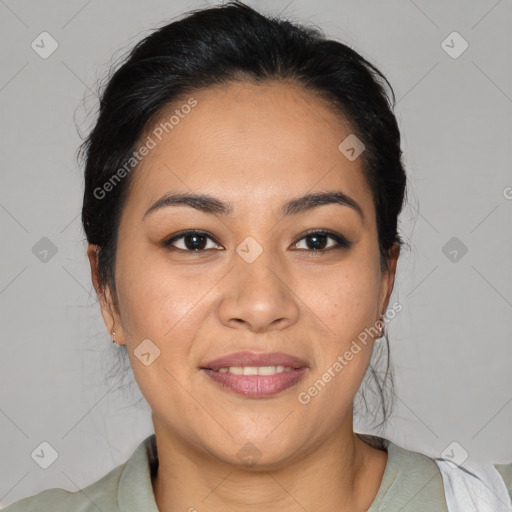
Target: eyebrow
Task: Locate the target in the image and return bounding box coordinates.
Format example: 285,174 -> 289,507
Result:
143,190 -> 364,223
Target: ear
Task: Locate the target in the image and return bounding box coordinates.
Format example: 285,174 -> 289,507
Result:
86,244 -> 125,346
379,242 -> 400,315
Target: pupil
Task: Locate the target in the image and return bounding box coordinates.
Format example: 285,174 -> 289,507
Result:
307,234 -> 327,250
185,234 -> 207,250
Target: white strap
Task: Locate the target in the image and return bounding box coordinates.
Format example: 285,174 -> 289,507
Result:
434,457 -> 512,512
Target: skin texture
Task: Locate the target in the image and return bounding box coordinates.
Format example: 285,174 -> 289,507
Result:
87,80 -> 400,512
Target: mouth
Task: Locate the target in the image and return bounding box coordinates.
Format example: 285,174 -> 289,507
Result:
199,352 -> 309,398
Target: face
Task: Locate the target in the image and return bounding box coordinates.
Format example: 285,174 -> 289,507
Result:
89,80 -> 398,469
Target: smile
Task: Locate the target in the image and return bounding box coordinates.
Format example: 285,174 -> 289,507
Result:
214,365 -> 294,375
201,366 -> 308,398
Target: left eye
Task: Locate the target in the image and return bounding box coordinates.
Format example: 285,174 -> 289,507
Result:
292,230 -> 352,252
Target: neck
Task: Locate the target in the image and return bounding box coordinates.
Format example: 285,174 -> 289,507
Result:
151,420 -> 387,512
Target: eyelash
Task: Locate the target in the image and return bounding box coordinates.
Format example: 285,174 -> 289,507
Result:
162,229 -> 352,254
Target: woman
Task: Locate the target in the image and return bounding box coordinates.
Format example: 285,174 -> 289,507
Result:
3,2 -> 511,511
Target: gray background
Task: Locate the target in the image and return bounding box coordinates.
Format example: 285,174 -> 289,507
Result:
1,0 -> 511,506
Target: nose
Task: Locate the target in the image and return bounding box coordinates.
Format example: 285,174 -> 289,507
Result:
217,250 -> 300,333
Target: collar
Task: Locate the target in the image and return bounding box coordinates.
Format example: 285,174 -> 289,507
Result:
117,434 -> 160,512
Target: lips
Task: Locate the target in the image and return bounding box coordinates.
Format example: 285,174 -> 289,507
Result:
201,351 -> 309,371
201,367 -> 308,398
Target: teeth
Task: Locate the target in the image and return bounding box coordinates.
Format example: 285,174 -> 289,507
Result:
216,366 -> 294,375
257,365 -> 283,375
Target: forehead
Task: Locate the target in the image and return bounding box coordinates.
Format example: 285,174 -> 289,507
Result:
126,80 -> 374,218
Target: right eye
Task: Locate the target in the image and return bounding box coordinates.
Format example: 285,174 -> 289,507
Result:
162,230 -> 223,252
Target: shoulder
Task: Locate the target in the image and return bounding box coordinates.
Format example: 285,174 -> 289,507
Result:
0,434 -> 159,512
1,463 -> 124,512
380,439 -> 449,511
378,437 -> 512,511
0,462 -> 125,512
359,435 -> 448,511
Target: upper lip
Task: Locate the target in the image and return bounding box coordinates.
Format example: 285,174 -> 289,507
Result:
201,351 -> 309,370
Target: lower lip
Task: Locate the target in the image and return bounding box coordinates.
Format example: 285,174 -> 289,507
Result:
201,368 -> 308,398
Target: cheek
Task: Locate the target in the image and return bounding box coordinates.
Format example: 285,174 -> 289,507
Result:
299,260 -> 382,340
114,250 -> 217,408
115,246 -> 201,340
293,257 -> 382,405
115,260 -> 203,412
